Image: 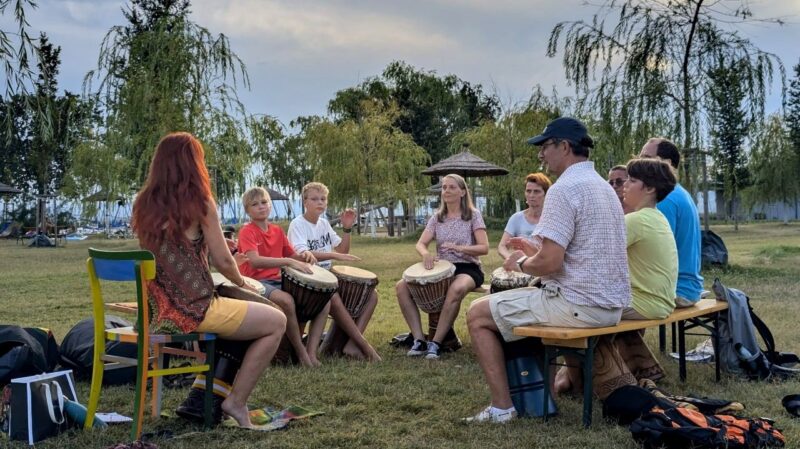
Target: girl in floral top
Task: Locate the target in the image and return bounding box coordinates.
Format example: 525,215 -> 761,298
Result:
132,132 -> 287,428
396,174 -> 489,359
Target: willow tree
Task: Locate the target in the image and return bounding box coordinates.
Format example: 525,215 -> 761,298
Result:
547,0 -> 784,193
83,0 -> 252,204
744,115 -> 798,223
305,101 -> 429,229
0,0 -> 37,96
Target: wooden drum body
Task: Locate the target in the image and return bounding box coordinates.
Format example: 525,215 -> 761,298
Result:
331,265 -> 379,318
281,265 -> 338,322
402,260 -> 455,314
489,267 -> 533,294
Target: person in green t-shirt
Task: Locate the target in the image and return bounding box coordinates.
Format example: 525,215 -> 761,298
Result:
622,158 -> 679,320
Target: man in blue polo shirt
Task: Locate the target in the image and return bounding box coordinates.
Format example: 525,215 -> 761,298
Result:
640,137 -> 703,306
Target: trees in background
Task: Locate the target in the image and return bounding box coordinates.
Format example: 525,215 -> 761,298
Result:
328,61 -> 499,166
81,0 -> 253,206
707,60 -> 751,230
547,0 -> 783,194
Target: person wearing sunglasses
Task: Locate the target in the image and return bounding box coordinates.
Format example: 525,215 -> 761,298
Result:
608,165 -> 632,214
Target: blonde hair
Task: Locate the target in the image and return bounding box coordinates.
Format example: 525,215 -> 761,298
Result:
436,174 -> 475,222
302,182 -> 329,200
242,187 -> 271,211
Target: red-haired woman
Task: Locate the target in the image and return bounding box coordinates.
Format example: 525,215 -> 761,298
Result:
132,132 -> 286,428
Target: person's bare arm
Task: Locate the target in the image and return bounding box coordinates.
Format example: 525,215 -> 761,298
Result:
503,238 -> 564,277
416,229 -> 436,269
202,201 -> 253,290
440,228 -> 489,257
497,231 -> 514,259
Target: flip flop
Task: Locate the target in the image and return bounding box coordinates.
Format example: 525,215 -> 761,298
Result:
221,416 -> 289,431
782,394 -> 800,417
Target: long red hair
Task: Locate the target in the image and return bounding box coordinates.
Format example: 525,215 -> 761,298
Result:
132,132 -> 213,250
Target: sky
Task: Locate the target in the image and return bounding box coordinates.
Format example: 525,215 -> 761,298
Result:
5,0 -> 800,129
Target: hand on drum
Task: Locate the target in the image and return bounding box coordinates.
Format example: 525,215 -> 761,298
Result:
422,253 -> 437,270
503,250 -> 526,273
336,253 -> 362,262
301,251 -> 318,264
508,237 -> 537,256
290,259 -> 315,274
340,208 -> 357,229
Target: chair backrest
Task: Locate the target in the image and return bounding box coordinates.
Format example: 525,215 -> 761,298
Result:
86,248 -> 156,342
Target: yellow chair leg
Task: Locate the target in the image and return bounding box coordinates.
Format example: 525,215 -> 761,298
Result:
84,351 -> 105,429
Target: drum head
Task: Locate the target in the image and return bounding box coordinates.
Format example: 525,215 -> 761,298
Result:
284,265 -> 339,289
211,272 -> 266,295
403,260 -> 455,284
331,265 -> 377,281
490,267 -> 531,283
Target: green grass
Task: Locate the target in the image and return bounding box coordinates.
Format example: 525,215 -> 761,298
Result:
2,224 -> 800,448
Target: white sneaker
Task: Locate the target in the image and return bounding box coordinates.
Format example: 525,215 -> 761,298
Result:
406,339 -> 427,357
463,406 -> 517,423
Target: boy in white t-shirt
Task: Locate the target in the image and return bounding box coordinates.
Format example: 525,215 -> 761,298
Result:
288,182 -> 381,361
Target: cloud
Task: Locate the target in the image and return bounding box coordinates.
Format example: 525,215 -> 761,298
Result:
191,0 -> 457,61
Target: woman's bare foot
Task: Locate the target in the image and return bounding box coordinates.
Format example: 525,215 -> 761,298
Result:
297,353 -> 315,368
221,397 -> 253,428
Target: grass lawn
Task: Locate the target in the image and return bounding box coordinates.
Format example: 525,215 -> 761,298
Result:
2,223 -> 800,448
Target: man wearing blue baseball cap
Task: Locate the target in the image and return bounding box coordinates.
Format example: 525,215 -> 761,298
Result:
465,117 -> 631,423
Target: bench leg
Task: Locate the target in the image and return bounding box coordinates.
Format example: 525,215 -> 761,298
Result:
671,322 -> 677,352
542,345 -> 553,423
658,324 -> 666,353
713,312 -> 721,382
678,320 -> 687,382
582,338 -> 596,428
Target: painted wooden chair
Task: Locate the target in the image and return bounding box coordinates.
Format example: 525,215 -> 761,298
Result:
84,248 -> 216,439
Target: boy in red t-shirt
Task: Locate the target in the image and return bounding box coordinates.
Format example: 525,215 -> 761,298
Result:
237,187 -> 327,367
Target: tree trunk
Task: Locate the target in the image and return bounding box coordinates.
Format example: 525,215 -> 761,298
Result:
387,202 -> 396,237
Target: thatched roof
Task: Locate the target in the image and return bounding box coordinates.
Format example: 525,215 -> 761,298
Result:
267,188 -> 289,201
421,151 -> 509,177
0,182 -> 22,194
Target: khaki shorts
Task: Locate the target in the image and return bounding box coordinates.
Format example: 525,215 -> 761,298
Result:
196,297 -> 249,338
488,285 -> 622,342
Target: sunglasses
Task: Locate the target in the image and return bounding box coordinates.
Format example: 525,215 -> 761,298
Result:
608,178 -> 626,187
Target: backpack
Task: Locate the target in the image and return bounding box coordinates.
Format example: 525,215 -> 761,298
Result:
58,316 -> 138,385
630,406 -> 785,449
0,326 -> 49,385
713,278 -> 799,380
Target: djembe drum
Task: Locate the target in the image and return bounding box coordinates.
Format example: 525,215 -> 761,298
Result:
281,265 -> 338,323
321,265 -> 380,356
331,266 -> 379,318
403,260 -> 462,351
490,267 -> 533,294
402,260 -> 455,314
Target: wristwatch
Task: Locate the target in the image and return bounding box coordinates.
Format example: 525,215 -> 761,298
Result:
515,255 -> 529,272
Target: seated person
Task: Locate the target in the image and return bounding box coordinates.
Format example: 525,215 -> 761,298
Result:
237,187 -> 324,368
465,117 -> 630,422
396,173 -> 489,360
639,137 -> 703,306
608,165 -> 633,214
287,182 -> 381,362
621,158 -> 679,320
497,172 -> 551,259
132,132 -> 286,428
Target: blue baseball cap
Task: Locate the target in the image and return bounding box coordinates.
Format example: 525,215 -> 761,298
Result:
527,117 -> 594,148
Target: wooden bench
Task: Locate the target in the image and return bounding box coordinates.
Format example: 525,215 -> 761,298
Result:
512,298 -> 729,427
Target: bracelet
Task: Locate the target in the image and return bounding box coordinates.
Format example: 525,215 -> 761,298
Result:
343,227 -> 352,234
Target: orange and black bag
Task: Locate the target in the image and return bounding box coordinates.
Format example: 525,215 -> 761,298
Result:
630,406 -> 785,448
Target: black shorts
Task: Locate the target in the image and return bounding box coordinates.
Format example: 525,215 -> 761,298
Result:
453,262 -> 484,288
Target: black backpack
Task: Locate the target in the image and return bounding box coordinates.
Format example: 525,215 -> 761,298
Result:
0,326 -> 49,385
58,316 -> 138,385
630,406 -> 785,449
